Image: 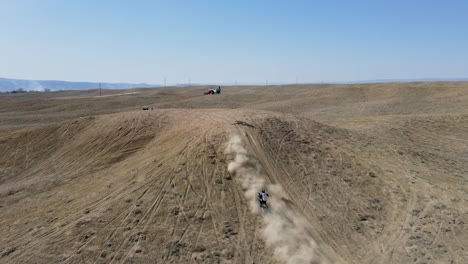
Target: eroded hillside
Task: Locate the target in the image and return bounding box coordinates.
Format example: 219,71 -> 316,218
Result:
0,83 -> 467,263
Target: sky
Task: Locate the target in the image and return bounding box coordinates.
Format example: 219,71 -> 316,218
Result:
1,0 -> 467,84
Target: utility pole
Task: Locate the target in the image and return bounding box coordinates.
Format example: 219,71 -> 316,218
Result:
296,76 -> 298,85
164,76 -> 166,87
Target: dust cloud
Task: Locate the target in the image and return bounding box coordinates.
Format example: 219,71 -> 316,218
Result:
226,135 -> 322,264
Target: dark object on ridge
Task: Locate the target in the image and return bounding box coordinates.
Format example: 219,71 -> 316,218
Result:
233,120 -> 255,128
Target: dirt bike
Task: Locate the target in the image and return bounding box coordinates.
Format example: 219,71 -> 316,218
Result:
258,197 -> 268,209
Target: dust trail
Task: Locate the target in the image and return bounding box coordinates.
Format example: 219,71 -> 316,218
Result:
226,135 -> 322,264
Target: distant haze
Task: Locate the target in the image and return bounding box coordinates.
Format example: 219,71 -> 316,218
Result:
0,77 -> 157,92
2,77 -> 468,93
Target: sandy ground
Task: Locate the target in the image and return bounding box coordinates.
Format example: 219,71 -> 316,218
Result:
0,82 -> 467,263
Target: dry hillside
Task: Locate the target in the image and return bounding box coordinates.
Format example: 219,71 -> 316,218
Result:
0,82 -> 467,263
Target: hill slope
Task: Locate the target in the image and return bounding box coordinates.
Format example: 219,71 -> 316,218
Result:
1,108 -> 466,263
0,82 -> 467,263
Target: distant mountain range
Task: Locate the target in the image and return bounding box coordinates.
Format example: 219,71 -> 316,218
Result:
1,77 -> 467,93
0,77 -> 159,92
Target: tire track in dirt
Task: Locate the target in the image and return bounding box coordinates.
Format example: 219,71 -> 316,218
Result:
226,134 -> 325,264
63,177 -> 157,262
108,171 -> 173,263
17,173 -> 146,264
3,107 -> 466,263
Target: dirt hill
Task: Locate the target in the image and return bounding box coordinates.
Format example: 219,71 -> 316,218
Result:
0,83 -> 467,263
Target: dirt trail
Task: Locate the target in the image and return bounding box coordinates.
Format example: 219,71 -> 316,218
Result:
0,110 -> 277,263
226,134 -> 331,264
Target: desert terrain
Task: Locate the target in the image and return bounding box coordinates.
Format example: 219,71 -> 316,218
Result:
0,82 -> 467,263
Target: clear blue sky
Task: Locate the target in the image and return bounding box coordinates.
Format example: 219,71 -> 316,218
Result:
1,0 -> 467,84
